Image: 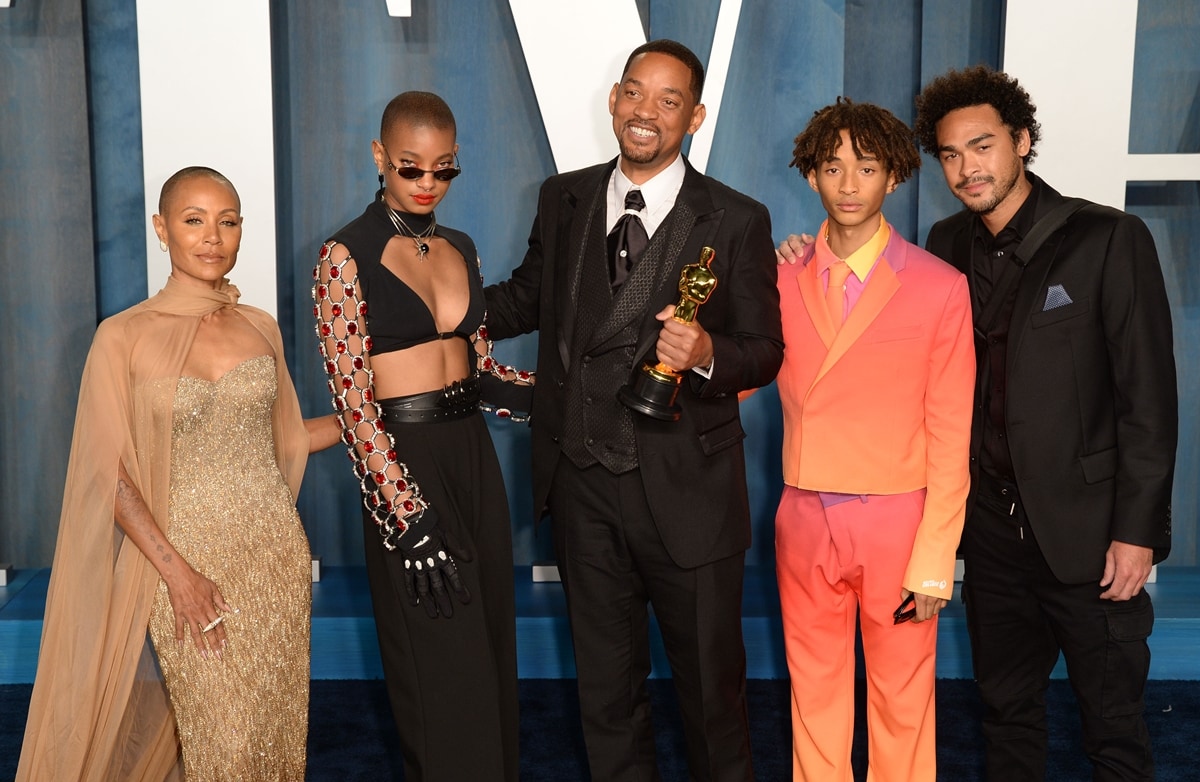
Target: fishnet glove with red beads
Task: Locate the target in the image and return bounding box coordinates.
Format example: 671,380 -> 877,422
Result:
313,241 -> 426,550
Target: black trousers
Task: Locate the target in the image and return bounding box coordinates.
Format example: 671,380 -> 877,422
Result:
961,473 -> 1155,782
547,459 -> 754,782
361,413 -> 519,782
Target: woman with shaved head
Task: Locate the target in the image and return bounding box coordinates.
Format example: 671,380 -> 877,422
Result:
18,167 -> 339,780
314,92 -> 530,780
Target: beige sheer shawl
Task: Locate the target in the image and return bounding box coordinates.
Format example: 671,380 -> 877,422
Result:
17,276 -> 309,781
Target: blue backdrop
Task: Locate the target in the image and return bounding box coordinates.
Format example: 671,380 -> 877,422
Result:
1,0 -> 1196,570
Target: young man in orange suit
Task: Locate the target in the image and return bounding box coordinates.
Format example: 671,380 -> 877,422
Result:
772,99 -> 975,781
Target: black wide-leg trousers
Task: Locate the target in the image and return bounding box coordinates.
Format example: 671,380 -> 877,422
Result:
361,413 -> 519,782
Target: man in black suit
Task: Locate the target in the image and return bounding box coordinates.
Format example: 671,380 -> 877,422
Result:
913,66 -> 1178,781
485,39 -> 782,781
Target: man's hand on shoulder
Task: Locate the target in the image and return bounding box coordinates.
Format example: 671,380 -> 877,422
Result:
1099,540 -> 1154,601
776,233 -> 815,265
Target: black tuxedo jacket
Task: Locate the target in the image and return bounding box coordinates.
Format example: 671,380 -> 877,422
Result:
485,158 -> 783,569
926,175 -> 1177,583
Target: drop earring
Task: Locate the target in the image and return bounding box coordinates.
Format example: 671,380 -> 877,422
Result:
378,170 -> 385,190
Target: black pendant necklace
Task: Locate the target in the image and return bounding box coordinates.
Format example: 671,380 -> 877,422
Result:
385,206 -> 437,260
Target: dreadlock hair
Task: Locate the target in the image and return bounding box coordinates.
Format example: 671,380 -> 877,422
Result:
789,97 -> 920,184
380,91 -> 457,140
913,65 -> 1041,164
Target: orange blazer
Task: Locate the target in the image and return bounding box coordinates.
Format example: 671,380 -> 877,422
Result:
777,225 -> 975,598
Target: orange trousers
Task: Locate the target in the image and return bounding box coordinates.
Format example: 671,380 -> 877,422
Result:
775,486 -> 938,782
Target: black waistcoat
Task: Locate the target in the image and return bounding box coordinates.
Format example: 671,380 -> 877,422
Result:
560,185 -> 682,474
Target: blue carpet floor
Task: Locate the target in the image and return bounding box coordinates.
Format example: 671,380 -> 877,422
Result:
5,566 -> 1199,778
2,678 -> 1198,780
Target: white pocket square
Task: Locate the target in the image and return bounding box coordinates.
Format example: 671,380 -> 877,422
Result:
1043,283 -> 1074,311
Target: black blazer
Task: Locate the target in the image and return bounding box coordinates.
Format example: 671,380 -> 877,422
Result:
926,175 -> 1177,583
485,158 -> 783,569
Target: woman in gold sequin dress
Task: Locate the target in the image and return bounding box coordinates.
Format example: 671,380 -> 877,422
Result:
17,168 -> 340,781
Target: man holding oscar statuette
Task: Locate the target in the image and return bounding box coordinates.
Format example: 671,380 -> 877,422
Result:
620,247 -> 718,419
485,39 -> 782,781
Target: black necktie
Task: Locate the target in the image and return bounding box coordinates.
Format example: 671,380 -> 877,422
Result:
607,188 -> 648,290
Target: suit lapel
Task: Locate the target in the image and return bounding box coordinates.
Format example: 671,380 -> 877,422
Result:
810,259 -> 900,388
1007,231 -> 1066,373
556,162 -> 614,369
952,224 -> 976,310
654,163 -> 720,308
589,161 -> 718,358
1006,186 -> 1070,374
797,256 -> 837,348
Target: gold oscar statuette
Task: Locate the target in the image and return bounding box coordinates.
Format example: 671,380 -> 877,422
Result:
618,246 -> 718,421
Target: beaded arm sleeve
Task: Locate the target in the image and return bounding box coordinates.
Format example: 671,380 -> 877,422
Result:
472,322 -> 535,422
471,256 -> 535,422
313,241 -> 425,550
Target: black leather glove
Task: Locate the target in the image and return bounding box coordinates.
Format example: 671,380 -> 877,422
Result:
396,507 -> 471,618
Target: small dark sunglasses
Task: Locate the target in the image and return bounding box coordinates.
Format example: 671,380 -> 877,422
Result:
383,147 -> 461,182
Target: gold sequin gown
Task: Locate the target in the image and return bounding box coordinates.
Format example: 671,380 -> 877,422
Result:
148,355 -> 311,780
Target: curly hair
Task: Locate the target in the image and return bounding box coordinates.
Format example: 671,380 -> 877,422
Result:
913,65 -> 1041,164
789,97 -> 920,184
381,91 -> 457,140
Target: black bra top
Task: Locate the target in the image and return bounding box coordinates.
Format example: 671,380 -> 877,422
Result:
328,196 -> 484,356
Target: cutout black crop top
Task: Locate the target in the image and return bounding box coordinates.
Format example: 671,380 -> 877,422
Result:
328,197 -> 485,356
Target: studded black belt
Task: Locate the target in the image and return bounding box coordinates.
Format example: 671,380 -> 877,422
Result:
377,375 -> 480,423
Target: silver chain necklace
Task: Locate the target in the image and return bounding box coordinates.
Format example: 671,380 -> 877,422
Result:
385,206 -> 437,260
